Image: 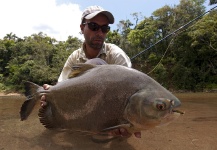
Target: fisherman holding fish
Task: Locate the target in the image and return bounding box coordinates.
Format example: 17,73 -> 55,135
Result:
21,5 -> 183,142
41,6 -> 132,137
59,5 -> 132,82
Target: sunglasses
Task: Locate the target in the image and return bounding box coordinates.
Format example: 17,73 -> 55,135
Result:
83,22 -> 110,33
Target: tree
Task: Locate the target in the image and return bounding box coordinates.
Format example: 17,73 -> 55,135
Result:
186,10 -> 217,90
106,30 -> 121,46
2,32 -> 81,90
209,0 -> 217,5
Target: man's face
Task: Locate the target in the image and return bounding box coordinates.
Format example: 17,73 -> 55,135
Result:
81,14 -> 110,50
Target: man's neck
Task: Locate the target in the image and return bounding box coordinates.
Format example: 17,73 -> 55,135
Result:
84,44 -> 101,59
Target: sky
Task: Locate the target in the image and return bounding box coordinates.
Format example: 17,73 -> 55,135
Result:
0,0 -> 215,41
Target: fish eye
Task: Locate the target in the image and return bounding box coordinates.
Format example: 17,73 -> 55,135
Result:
156,103 -> 166,111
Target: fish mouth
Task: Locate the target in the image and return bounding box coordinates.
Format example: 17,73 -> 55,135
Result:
170,98 -> 184,115
172,109 -> 185,115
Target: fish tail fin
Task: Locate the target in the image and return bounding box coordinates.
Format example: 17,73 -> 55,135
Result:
20,81 -> 41,121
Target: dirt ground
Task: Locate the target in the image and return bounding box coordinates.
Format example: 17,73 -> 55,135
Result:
0,92 -> 217,150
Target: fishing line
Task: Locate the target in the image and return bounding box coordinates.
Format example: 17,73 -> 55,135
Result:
130,5 -> 217,61
146,26 -> 190,74
146,38 -> 174,75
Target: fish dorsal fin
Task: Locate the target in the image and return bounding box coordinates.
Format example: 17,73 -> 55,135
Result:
68,63 -> 96,78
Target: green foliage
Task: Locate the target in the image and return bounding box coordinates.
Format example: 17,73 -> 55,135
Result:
106,30 -> 121,45
209,0 -> 217,5
0,32 -> 81,91
152,63 -> 169,88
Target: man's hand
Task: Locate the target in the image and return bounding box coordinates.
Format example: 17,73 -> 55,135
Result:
40,84 -> 52,108
108,128 -> 132,137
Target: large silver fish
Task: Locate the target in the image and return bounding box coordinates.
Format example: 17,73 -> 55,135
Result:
20,64 -> 183,141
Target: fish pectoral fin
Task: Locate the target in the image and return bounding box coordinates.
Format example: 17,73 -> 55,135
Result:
91,134 -> 118,143
68,63 -> 96,78
101,123 -> 132,132
102,124 -> 142,139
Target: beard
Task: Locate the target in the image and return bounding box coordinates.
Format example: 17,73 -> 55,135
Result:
86,36 -> 105,50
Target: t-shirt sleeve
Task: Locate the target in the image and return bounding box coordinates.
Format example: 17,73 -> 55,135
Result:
57,52 -> 77,82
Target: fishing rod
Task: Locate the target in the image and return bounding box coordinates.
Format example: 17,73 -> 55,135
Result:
130,5 -> 217,61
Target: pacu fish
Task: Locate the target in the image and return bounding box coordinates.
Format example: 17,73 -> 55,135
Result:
20,64 -> 183,140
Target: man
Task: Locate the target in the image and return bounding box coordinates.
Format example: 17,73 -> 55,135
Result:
58,5 -> 131,82
41,5 -> 132,138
